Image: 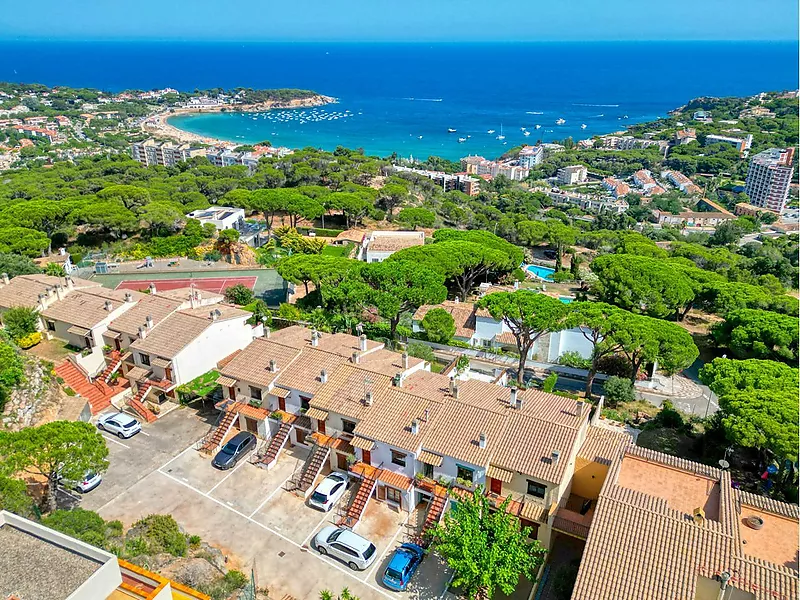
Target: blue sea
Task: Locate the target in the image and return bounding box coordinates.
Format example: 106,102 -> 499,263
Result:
0,41 -> 797,159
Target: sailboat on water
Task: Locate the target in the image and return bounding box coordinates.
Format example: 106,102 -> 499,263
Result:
496,124 -> 505,141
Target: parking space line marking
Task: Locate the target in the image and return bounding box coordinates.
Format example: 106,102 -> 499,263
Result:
155,468 -> 394,599
158,440 -> 198,472
139,431 -> 151,437
301,510 -> 335,548
248,473 -> 294,518
365,513 -> 410,581
102,435 -> 130,449
207,454 -> 250,495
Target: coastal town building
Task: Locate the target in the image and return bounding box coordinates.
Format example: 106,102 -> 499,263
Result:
518,144 -> 544,168
674,128 -> 697,145
186,206 -> 245,231
734,202 -> 779,218
0,510 -> 209,600
361,230 -> 425,262
392,165 -> 480,196
655,210 -> 736,229
131,139 -> 205,167
663,169 -> 703,195
556,165 -> 588,185
692,109 -> 713,122
205,145 -> 293,173
739,105 -> 775,119
571,446 -> 798,600
744,148 -> 795,213
460,155 -> 530,181
601,177 -> 630,199
14,125 -> 61,144
705,133 -> 753,155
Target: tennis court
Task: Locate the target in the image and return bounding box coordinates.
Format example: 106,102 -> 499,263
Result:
115,276 -> 257,294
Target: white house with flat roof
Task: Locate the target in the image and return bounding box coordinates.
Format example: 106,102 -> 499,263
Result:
186,206 -> 245,231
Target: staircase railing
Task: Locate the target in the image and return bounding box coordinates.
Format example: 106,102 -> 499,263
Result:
196,408 -> 230,451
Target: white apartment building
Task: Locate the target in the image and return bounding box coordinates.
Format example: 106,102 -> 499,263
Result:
186,206 -> 245,230
704,133 -> 753,154
745,148 -> 795,213
557,165 -> 588,185
361,230 -> 425,262
131,139 -> 205,167
518,145 -> 544,168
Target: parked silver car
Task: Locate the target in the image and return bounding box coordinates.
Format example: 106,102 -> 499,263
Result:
314,526 -> 377,570
97,412 -> 142,439
75,472 -> 102,493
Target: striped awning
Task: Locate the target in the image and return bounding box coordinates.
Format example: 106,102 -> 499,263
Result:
152,356 -> 171,369
305,408 -> 329,421
216,375 -> 237,387
487,464 -> 514,483
351,436 -> 375,451
67,325 -> 90,337
418,450 -> 443,467
270,386 -> 290,398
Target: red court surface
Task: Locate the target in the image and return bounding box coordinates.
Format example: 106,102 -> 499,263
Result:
115,276 -> 257,294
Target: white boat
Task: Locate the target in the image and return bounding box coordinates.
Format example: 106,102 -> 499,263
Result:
487,129 -> 495,134
534,124 -> 542,129
523,131 -> 531,136
418,135 -> 423,139
581,124 -> 587,129
520,127 -> 527,131
458,137 -> 467,143
623,115 -> 629,119
496,125 -> 505,140
556,118 -> 566,125
447,128 -> 457,133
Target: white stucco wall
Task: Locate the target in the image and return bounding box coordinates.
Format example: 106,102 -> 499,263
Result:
548,327 -> 594,363
170,318 -> 257,385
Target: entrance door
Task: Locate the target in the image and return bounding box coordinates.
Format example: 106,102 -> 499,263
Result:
362,449 -> 371,465
318,419 -> 326,434
337,452 -> 348,470
114,338 -> 121,351
490,477 -> 503,495
423,463 -> 434,479
295,429 -> 306,445
165,367 -> 173,382
278,397 -> 286,411
244,417 -> 258,434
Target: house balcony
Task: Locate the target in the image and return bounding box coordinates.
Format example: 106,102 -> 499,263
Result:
485,490 -> 550,524
551,494 -> 594,540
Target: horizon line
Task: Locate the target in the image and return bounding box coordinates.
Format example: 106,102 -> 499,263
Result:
1,37 -> 798,44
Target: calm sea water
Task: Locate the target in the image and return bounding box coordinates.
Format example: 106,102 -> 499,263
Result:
0,41 -> 797,159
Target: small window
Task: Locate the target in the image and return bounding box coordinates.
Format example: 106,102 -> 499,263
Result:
456,465 -> 474,483
342,419 -> 356,434
139,353 -> 151,366
47,321 -> 56,332
249,386 -> 262,401
527,480 -> 546,498
300,396 -> 310,411
385,486 -> 402,504
391,450 -> 407,467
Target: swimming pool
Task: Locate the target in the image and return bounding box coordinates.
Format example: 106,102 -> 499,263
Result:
559,296 -> 574,304
525,264 -> 555,281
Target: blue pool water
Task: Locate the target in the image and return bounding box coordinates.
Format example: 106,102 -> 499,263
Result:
525,265 -> 555,280
559,297 -> 574,304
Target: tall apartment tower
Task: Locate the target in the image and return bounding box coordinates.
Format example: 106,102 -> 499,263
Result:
744,147 -> 795,213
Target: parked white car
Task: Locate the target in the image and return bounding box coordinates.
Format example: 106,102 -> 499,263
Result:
97,412 -> 141,439
314,526 -> 377,570
75,472 -> 102,493
308,473 -> 348,511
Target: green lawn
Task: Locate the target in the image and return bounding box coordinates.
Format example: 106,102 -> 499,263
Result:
177,370 -> 220,400
321,242 -> 354,258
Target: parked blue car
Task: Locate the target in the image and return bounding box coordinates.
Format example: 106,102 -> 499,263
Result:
381,543 -> 425,591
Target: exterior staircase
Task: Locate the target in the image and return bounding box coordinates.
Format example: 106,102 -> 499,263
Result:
198,409 -> 238,454
338,471 -> 378,529
255,422 -> 293,470
127,383 -> 158,423
421,487 -> 448,546
55,360 -> 114,414
290,443 -> 331,497
99,351 -> 123,383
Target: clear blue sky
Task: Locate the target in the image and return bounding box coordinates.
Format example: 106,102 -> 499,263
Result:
1,0 -> 798,42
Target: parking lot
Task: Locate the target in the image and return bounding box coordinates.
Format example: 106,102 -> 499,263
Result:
83,410 -> 454,599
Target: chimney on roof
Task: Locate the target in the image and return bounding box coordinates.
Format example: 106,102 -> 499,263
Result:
1,273 -> 8,285
264,327 -> 271,339
365,391 -> 373,406
146,315 -> 154,329
411,419 -> 420,435
65,276 -> 74,290
692,507 -> 705,525
591,395 -> 604,426
453,297 -> 459,304
55,285 -> 65,301
320,369 -> 328,383
393,372 -> 404,388
137,325 -> 147,340
104,299 -> 113,312
359,334 -> 367,352
210,308 -> 221,321
269,359 -> 278,373
148,282 -> 157,294
351,351 -> 360,364
510,387 -> 522,409
36,293 -> 47,311
124,291 -> 133,303
402,352 -> 409,369
576,400 -> 585,419
450,381 -> 459,399
311,329 -> 319,347
423,408 -> 430,422
551,450 -> 561,466
479,432 -> 487,449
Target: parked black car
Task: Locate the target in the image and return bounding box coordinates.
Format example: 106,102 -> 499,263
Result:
212,431 -> 256,470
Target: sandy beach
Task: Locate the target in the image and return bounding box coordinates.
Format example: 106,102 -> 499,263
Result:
141,94 -> 336,147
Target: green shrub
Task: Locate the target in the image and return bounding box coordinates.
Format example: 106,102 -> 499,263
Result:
203,250 -> 222,261
552,271 -> 574,283
132,514 -> 187,557
188,534 -> 202,548
558,350 -> 591,370
603,376 -> 635,406
542,372 -> 558,393
3,306 -> 40,340
406,341 -> 435,362
651,400 -> 685,429
223,283 -> 254,306
64,387 -> 76,396
0,475 -> 34,517
421,308 -> 456,344
43,508 -> 110,547
223,570 -> 247,588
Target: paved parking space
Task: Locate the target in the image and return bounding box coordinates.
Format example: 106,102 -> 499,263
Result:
82,407 -> 212,512
254,486 -> 335,545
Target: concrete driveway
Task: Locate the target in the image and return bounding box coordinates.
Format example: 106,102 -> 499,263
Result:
92,423 -> 453,600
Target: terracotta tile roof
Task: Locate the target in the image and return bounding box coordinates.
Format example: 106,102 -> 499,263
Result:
152,286 -> 224,304
357,348 -> 425,376
268,326 -> 383,357
130,305 -> 248,359
578,425 -> 632,465
367,233 -> 425,252
309,364 -> 394,418
486,464 -> 514,483
412,300 -> 477,338
305,407 -> 329,421
216,375 -> 237,387
334,228 -> 371,243
107,294 -> 180,337
41,287 -> 134,330
230,401 -> 269,420
352,386 -> 437,452
494,332 -> 517,345
400,370 -> 453,404
351,436 -> 375,451
418,450 -> 443,467
422,400 -> 507,468
273,347 -> 349,395
572,446 -> 799,600
218,338 -> 302,388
